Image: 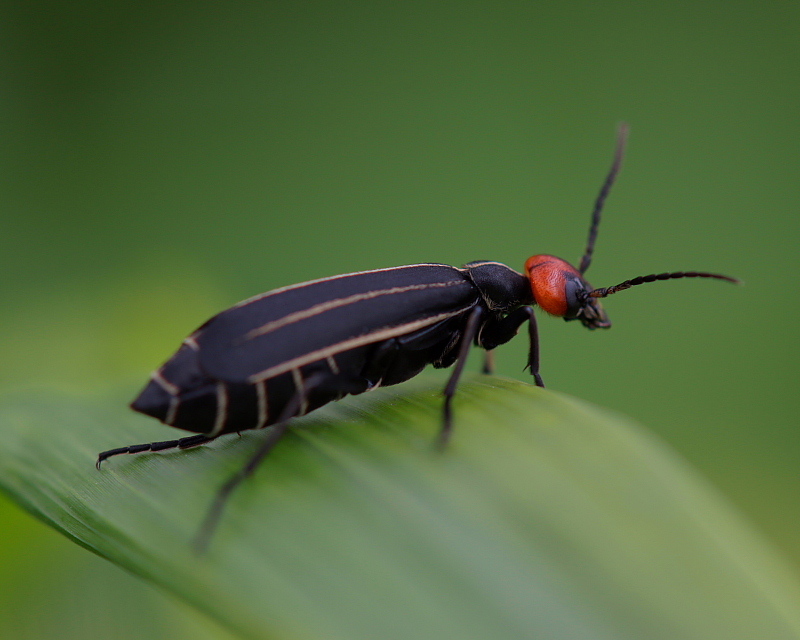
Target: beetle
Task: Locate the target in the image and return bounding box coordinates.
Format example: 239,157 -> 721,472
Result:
97,124 -> 737,548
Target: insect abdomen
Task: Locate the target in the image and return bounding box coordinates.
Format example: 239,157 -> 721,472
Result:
131,314 -> 473,436
131,264 -> 483,435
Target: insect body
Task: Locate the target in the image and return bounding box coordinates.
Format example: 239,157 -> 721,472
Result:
129,262 -> 533,437
97,125 -> 737,549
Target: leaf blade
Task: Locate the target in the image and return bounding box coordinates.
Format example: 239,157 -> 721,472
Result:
1,379 -> 799,640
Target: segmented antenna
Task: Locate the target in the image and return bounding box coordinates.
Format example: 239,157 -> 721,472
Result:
589,271 -> 740,298
579,123 -> 630,275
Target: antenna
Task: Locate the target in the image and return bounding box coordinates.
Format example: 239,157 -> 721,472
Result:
589,271 -> 740,298
579,123 -> 629,274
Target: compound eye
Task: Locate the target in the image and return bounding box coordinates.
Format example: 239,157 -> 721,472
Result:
564,277 -> 588,318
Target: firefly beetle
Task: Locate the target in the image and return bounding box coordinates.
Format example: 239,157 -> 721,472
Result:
98,124 -> 738,548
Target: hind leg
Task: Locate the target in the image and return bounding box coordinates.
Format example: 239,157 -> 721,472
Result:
193,371 -> 327,552
96,433 -> 214,470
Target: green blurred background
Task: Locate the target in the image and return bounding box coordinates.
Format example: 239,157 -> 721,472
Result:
1,1 -> 798,637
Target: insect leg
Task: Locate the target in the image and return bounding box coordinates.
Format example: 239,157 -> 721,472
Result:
478,306 -> 544,388
96,433 -> 214,470
482,350 -> 495,375
438,306 -> 484,450
525,308 -> 545,388
193,372 -> 325,552
360,337 -> 400,387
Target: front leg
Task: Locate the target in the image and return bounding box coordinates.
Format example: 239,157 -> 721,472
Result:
478,306 -> 545,388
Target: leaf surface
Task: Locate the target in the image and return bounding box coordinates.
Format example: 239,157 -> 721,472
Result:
1,379 -> 799,640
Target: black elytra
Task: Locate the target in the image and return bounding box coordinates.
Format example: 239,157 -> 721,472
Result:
97,124 -> 738,550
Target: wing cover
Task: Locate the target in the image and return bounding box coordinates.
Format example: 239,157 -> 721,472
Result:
196,264 -> 478,383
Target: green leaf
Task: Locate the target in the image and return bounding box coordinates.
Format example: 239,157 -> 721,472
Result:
1,378 -> 799,640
